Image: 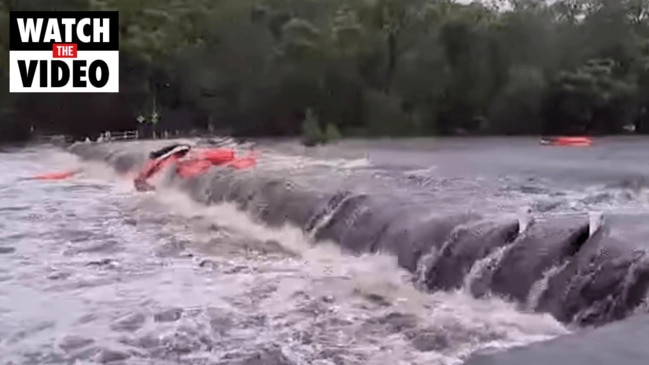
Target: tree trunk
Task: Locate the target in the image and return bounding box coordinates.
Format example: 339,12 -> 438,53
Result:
385,30 -> 397,94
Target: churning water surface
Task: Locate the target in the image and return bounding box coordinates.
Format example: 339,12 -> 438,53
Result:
0,145 -> 569,365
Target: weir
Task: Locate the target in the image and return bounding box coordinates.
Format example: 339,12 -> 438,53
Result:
68,141 -> 649,328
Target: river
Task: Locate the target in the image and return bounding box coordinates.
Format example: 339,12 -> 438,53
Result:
2,137 -> 649,364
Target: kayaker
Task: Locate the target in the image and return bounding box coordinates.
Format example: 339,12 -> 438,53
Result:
133,144 -> 192,191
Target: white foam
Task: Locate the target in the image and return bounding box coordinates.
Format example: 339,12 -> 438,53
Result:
150,189 -> 569,362
10,147 -> 570,364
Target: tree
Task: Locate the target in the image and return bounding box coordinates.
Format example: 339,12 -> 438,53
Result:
6,0 -> 649,142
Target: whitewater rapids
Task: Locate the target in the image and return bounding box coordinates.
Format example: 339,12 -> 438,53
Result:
0,145 -> 567,365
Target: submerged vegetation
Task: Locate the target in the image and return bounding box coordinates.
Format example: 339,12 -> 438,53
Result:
3,0 -> 649,142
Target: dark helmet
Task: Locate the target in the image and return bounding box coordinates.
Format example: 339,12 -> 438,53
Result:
149,144 -> 191,159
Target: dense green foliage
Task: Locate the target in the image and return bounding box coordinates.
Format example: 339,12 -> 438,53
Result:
3,0 -> 649,141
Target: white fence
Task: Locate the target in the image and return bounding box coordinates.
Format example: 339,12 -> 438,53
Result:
103,130 -> 139,141
36,130 -> 191,144
97,130 -> 180,142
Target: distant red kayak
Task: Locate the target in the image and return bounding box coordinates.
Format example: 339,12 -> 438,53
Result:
30,169 -> 80,180
540,136 -> 593,147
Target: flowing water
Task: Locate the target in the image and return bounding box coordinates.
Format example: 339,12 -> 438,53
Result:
0,145 -> 570,365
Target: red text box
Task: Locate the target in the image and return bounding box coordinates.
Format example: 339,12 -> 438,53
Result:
52,43 -> 78,58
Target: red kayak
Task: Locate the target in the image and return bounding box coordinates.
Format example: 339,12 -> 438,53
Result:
176,150 -> 258,178
176,159 -> 213,178
227,150 -> 259,170
134,144 -> 258,191
28,144 -> 257,191
30,169 -> 80,180
195,148 -> 235,165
